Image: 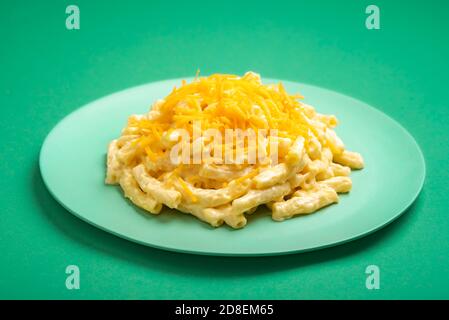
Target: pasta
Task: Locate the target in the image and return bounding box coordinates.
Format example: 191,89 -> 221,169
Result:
106,72 -> 364,228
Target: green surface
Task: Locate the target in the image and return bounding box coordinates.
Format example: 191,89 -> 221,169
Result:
39,78 -> 425,256
0,0 -> 448,299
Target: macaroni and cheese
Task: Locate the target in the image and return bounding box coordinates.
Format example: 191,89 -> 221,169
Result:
106,72 -> 364,228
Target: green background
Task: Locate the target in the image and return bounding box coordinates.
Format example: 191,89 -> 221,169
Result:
1,0 -> 448,299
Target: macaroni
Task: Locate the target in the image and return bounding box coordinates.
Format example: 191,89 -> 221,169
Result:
106,72 -> 364,228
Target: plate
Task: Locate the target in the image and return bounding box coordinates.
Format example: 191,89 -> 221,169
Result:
39,78 -> 425,256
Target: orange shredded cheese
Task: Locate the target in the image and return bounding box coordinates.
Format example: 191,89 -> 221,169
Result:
234,168 -> 260,184
125,72 -> 311,163
177,177 -> 198,203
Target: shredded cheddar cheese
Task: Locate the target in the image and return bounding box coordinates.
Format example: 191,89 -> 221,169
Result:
234,168 -> 260,184
177,177 -> 198,203
125,72 -> 313,162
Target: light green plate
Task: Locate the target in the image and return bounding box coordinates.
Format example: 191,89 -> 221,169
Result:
39,78 -> 425,256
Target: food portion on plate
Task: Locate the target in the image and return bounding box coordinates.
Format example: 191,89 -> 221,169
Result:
106,72 -> 364,228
